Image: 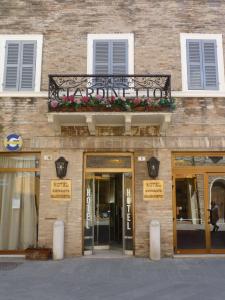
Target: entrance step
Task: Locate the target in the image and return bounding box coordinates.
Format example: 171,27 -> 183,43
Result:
85,249 -> 131,259
174,254 -> 225,259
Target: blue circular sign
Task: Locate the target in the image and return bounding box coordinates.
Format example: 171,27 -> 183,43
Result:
4,134 -> 23,151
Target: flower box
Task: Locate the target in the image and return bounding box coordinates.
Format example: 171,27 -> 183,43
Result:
25,247 -> 52,260
49,95 -> 175,113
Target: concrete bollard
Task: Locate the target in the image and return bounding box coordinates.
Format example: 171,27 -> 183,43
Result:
53,220 -> 64,260
150,220 -> 160,261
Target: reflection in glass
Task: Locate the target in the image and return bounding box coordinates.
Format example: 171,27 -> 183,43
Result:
209,176 -> 225,249
94,177 -> 110,246
94,174 -> 124,249
176,175 -> 206,249
86,156 -> 131,168
84,172 -> 133,254
175,156 -> 225,167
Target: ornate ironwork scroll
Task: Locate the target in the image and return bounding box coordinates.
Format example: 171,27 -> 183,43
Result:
49,74 -> 171,101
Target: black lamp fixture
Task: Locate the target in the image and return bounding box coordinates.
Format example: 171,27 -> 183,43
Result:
147,156 -> 160,178
55,156 -> 68,179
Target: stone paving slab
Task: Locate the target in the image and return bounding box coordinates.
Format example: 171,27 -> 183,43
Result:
0,257 -> 225,300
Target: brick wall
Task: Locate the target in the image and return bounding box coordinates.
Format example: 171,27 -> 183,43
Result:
0,1 -> 225,91
0,96 -> 225,256
1,0 -> 225,257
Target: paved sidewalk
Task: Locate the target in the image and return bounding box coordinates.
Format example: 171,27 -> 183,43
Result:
1,257 -> 225,300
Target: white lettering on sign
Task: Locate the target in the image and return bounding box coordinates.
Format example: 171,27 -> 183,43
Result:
126,188 -> 132,231
86,187 -> 91,229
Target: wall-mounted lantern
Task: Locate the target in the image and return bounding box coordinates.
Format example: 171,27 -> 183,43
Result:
55,157 -> 68,179
147,157 -> 160,178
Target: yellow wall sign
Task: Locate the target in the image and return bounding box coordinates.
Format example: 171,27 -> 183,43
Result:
51,179 -> 72,201
143,180 -> 164,200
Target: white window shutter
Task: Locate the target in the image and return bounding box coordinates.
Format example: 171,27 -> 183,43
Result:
19,41 -> 37,90
4,41 -> 20,90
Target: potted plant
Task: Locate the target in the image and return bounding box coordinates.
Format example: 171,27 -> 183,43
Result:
25,244 -> 52,260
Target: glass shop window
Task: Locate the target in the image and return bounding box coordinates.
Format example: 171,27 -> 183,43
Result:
0,154 -> 40,250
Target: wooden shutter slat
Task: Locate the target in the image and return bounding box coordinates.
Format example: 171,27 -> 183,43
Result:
93,41 -> 109,74
202,40 -> 218,90
187,40 -> 204,90
19,42 -> 36,90
4,42 -> 20,90
112,40 -> 128,75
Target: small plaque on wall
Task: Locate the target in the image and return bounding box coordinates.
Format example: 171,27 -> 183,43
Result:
143,180 -> 164,200
51,179 -> 72,201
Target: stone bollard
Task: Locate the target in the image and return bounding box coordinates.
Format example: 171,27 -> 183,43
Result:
53,220 -> 64,260
150,220 -> 160,261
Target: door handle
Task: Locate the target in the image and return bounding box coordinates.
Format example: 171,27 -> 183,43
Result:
121,207 -> 123,218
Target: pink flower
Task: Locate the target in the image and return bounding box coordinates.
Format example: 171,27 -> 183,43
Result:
81,96 -> 89,103
121,97 -> 126,102
75,98 -> 81,104
68,95 -> 75,103
50,100 -> 58,108
147,98 -> 154,105
62,96 -> 68,102
111,96 -> 116,102
134,98 -> 141,105
96,94 -> 103,100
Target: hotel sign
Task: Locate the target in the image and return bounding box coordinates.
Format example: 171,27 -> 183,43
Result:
51,179 -> 71,201
49,75 -> 171,101
85,187 -> 92,229
143,180 -> 164,200
4,134 -> 23,151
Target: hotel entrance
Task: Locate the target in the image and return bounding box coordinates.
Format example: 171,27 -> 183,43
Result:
83,154 -> 134,255
173,153 -> 225,254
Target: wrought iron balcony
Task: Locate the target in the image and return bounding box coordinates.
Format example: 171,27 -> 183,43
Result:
48,74 -> 174,112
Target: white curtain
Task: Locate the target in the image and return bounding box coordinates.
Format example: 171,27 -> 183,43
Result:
0,156 -> 37,250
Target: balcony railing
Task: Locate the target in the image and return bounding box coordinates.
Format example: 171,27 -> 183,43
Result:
48,74 -> 174,112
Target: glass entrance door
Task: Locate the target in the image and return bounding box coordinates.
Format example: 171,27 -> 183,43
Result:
94,175 -> 111,249
208,174 -> 225,251
174,173 -> 225,253
175,174 -> 207,252
84,172 -> 133,255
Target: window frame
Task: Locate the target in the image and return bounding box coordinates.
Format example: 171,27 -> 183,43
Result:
87,33 -> 134,75
0,35 -> 43,93
180,33 -> 225,94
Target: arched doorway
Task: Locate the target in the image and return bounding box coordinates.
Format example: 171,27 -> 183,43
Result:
209,177 -> 225,249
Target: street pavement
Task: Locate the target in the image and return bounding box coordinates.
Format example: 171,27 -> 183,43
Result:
0,256 -> 225,300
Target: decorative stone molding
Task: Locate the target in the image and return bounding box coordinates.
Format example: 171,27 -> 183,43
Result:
47,112 -> 172,136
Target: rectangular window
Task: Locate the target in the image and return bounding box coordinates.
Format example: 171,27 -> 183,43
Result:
0,35 -> 43,93
180,33 -> 225,93
86,155 -> 131,169
87,34 -> 134,76
93,39 -> 128,88
0,154 -> 40,251
93,40 -> 128,75
4,41 -> 37,91
187,39 -> 218,90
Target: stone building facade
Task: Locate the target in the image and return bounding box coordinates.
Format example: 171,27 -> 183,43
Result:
1,0 -> 225,257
